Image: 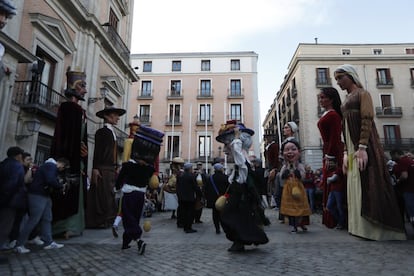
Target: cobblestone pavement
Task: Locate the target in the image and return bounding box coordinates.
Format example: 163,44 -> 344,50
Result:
1,209 -> 413,276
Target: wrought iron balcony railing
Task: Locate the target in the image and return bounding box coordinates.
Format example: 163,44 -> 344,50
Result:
375,106 -> 402,117
380,138 -> 414,151
103,26 -> 130,64
12,80 -> 66,119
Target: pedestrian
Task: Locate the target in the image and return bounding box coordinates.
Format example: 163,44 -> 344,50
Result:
115,125 -> 164,254
317,87 -> 346,229
8,152 -> 43,249
194,162 -> 207,224
50,68 -> 88,239
302,164 -> 316,212
176,163 -> 202,233
15,158 -> 69,254
334,64 -> 406,240
162,157 -> 184,222
390,148 -> 414,227
279,139 -> 312,233
0,146 -> 25,262
204,163 -> 229,234
216,120 -> 269,252
86,106 -> 126,229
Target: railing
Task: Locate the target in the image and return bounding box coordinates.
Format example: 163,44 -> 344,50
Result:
228,88 -> 244,98
139,115 -> 151,124
380,138 -> 414,151
197,89 -> 213,98
12,80 -> 66,119
165,116 -> 182,125
375,106 -> 402,117
167,89 -> 183,99
137,90 -> 153,99
103,26 -> 130,64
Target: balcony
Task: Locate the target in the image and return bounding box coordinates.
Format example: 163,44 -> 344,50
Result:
12,80 -> 66,120
136,90 -> 153,99
165,116 -> 182,126
167,89 -> 183,100
380,138 -> 414,151
375,106 -> 402,118
197,89 -> 213,99
376,78 -> 393,88
196,116 -> 213,126
103,26 -> 130,64
227,89 -> 244,99
138,115 -> 151,126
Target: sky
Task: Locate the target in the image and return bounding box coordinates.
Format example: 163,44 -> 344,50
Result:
130,0 -> 413,124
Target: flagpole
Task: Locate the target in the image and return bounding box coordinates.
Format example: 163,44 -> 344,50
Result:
188,104 -> 192,162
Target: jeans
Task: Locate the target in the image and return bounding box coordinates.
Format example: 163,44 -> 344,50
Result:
326,191 -> 345,227
305,188 -> 315,211
17,194 -> 53,247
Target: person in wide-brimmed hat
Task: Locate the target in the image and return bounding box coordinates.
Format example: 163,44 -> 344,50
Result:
215,120 -> 268,252
86,105 -> 126,229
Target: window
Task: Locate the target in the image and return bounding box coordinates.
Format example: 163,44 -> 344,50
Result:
410,68 -> 414,86
342,49 -> 351,55
230,104 -> 242,121
170,80 -> 181,96
143,61 -> 152,72
406,48 -> 414,54
200,80 -> 211,96
316,68 -> 330,85
231,59 -> 240,71
139,105 -> 150,123
199,104 -> 211,121
168,104 -> 181,123
201,60 -> 210,71
230,79 -> 241,96
35,133 -> 52,166
373,49 -> 383,55
166,135 -> 180,159
383,125 -> 401,144
376,68 -> 393,85
141,81 -> 152,96
108,8 -> 119,29
198,135 -> 211,157
172,60 -> 181,72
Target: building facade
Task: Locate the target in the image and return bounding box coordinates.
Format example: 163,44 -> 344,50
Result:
263,43 -> 414,170
0,0 -> 137,171
130,51 -> 261,174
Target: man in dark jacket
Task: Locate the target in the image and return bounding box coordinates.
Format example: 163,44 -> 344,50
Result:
0,146 -> 25,260
15,158 -> 69,254
176,163 -> 202,233
205,163 -> 229,234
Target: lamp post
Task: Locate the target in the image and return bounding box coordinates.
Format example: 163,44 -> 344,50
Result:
88,87 -> 108,105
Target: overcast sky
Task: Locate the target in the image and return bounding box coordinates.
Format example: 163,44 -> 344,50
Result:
130,0 -> 412,123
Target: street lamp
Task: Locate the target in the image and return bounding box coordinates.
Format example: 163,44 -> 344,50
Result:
15,119 -> 41,140
88,87 -> 108,105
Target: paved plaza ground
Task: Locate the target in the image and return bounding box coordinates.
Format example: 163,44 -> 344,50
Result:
1,208 -> 413,275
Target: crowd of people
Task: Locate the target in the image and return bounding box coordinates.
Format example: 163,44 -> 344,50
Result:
1,13 -> 413,263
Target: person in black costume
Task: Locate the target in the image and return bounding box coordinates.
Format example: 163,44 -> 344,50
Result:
216,120 -> 269,252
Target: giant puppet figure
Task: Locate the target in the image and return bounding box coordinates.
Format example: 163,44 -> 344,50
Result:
50,68 -> 88,238
86,106 -> 126,229
215,120 -> 269,252
115,125 -> 164,253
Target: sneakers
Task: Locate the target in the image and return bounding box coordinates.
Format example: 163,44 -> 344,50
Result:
28,236 -> 44,245
15,246 -> 31,254
290,227 -> 298,234
137,240 -> 146,255
44,242 -> 64,250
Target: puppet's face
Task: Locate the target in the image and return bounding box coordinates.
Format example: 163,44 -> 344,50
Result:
282,142 -> 300,164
